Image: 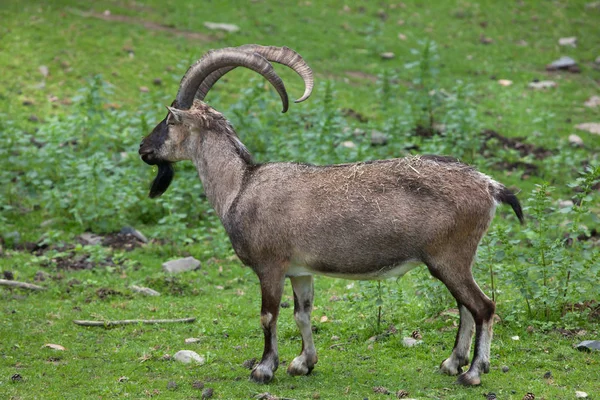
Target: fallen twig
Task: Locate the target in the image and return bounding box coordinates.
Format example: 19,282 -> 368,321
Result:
73,317 -> 196,327
0,279 -> 45,291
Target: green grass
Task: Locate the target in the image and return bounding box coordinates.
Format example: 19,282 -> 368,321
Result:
1,0 -> 599,399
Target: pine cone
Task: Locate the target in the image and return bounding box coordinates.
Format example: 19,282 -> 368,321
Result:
373,386 -> 390,395
396,389 -> 409,398
523,393 -> 535,400
411,330 -> 422,340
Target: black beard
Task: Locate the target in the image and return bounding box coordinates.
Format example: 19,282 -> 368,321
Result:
149,162 -> 174,198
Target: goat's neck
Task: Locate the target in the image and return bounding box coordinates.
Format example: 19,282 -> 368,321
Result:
191,130 -> 249,219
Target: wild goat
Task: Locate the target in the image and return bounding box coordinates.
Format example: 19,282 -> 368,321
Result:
139,45 -> 523,386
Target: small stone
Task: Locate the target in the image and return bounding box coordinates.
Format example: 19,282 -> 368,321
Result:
152,78 -> 163,86
480,35 -> 493,44
43,344 -> 66,351
576,340 -> 600,352
528,80 -> 556,89
331,335 -> 340,341
402,337 -> 422,347
11,373 -> 23,382
139,86 -> 149,93
546,56 -> 577,71
502,365 -> 509,373
543,371 -> 552,379
3,270 -> 14,280
173,350 -> 205,364
341,141 -> 356,149
204,22 -> 240,32
162,257 -> 201,273
576,391 -> 588,398
202,387 -> 214,399
576,122 -> 600,135
595,55 -> 600,64
584,95 -> 600,108
130,285 -> 160,296
511,336 -> 520,341
120,227 -> 148,243
39,65 -> 49,78
398,33 -> 407,40
568,134 -> 584,147
370,130 -> 388,146
184,337 -> 202,344
380,52 -> 395,60
117,376 -> 128,382
34,271 -> 49,282
167,381 -> 178,390
558,37 -> 577,47
192,380 -> 204,390
498,79 -> 513,86
396,389 -> 409,398
242,358 -> 257,369
280,301 -> 290,308
22,99 -> 35,106
80,233 -> 103,245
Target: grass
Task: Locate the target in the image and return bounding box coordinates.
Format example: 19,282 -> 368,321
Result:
1,0 -> 599,399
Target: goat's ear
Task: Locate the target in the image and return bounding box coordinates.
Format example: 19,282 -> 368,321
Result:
166,106 -> 185,125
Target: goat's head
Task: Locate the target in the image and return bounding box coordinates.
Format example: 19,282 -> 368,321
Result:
139,45 -> 314,198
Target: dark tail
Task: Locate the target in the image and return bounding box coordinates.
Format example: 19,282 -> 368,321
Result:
493,185 -> 525,224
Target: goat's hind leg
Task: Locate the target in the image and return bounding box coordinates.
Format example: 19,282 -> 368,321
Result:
428,259 -> 495,386
250,270 -> 285,384
440,304 -> 474,375
287,275 -> 318,376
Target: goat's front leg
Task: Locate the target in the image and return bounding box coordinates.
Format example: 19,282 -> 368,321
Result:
250,270 -> 285,384
287,275 -> 318,376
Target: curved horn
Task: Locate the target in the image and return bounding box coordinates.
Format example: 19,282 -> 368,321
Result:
176,48 -> 289,112
194,45 -> 314,104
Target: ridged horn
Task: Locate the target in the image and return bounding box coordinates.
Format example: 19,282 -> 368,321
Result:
194,45 -> 313,104
175,48 -> 289,112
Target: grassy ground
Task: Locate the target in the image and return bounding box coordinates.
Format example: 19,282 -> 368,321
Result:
1,0 -> 599,399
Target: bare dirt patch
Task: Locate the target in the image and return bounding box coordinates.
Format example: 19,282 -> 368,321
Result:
68,9 -> 215,41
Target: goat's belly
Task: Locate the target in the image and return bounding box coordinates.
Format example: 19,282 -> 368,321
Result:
286,260 -> 420,280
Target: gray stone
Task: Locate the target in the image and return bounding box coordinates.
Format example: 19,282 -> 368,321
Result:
402,337 -> 422,347
130,285 -> 160,296
568,134 -> 584,147
370,130 -> 388,146
576,340 -> 600,352
173,350 -> 205,364
546,56 -> 577,70
80,233 -> 102,245
120,227 -> 148,243
162,257 -> 201,273
380,52 -> 395,60
204,22 -> 239,32
528,80 -> 557,90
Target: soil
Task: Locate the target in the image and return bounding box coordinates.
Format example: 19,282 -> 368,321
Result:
481,129 -> 553,160
101,232 -> 145,251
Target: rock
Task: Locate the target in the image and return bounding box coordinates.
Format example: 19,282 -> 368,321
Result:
162,257 -> 201,273
558,199 -> 574,208
380,52 -> 395,60
498,79 -> 513,86
120,227 -> 148,243
511,335 -> 520,341
202,388 -> 214,399
3,270 -> 14,280
242,358 -> 257,369
139,86 -> 149,93
576,391 -> 588,398
11,373 -> 23,382
558,37 -> 577,47
184,337 -> 202,344
152,78 -> 163,86
341,141 -> 356,149
528,80 -> 557,90
80,233 -> 103,245
502,365 -> 509,373
280,301 -> 290,308
576,340 -> 600,352
568,134 -> 584,147
546,56 -> 578,71
402,337 -> 422,347
43,343 -> 66,351
576,122 -> 600,135
39,65 -> 49,78
173,350 -> 205,364
192,380 -> 204,390
130,285 -> 160,296
398,33 -> 407,40
331,335 -> 340,341
370,130 -> 388,146
34,271 -> 49,282
2,231 -> 21,247
167,381 -> 177,390
204,22 -> 239,32
543,371 -> 552,379
584,95 -> 600,108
